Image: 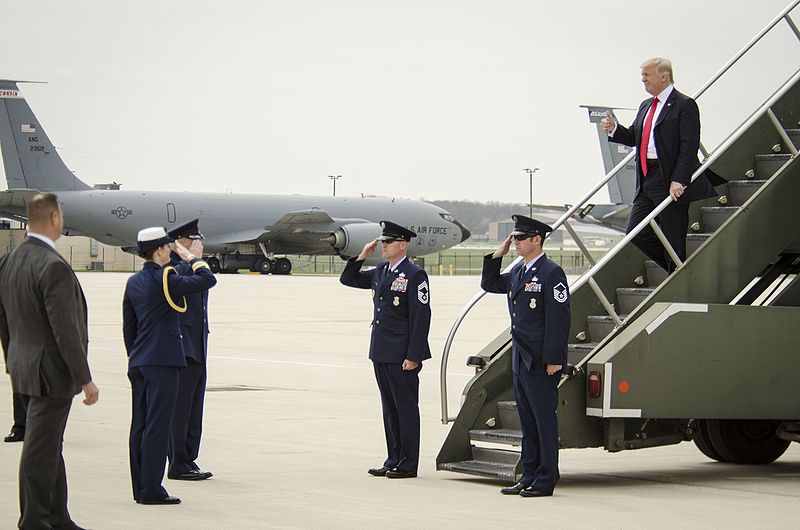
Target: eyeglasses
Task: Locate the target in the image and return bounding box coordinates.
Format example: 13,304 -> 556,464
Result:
187,234 -> 204,240
513,234 -> 535,241
381,238 -> 401,244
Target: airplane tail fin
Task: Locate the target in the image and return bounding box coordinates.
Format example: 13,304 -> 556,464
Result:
0,80 -> 90,191
581,105 -> 636,205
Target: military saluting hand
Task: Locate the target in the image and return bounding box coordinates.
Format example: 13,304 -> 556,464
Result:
357,239 -> 379,261
173,240 -> 203,261
492,236 -> 513,259
600,111 -> 617,134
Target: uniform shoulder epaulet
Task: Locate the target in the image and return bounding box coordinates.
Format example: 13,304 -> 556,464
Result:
162,266 -> 188,313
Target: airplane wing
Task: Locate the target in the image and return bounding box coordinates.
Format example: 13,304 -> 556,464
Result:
207,209 -> 377,256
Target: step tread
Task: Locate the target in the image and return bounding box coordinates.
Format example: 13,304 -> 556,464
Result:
568,342 -> 599,351
438,460 -> 517,482
470,429 -> 522,445
616,287 -> 655,295
754,153 -> 792,160
728,179 -> 768,187
699,206 -> 740,213
587,314 -> 627,323
686,233 -> 711,240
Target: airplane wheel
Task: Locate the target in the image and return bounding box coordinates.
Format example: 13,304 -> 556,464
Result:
704,419 -> 789,464
207,257 -> 221,273
256,258 -> 273,275
692,420 -> 727,462
274,258 -> 292,275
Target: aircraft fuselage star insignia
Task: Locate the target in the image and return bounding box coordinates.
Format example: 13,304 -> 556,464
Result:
112,206 -> 133,219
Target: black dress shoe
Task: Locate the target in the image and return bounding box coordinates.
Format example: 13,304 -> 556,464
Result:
3,429 -> 24,443
500,482 -> 528,495
139,495 -> 181,505
169,469 -> 210,481
385,468 -> 417,479
367,466 -> 392,476
519,486 -> 553,498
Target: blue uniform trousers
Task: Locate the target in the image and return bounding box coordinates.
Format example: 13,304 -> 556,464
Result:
514,369 -> 560,492
128,366 -> 179,502
373,362 -> 421,473
168,359 -> 206,476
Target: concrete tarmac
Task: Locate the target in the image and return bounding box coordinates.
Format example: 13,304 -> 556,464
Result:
1,273 -> 798,529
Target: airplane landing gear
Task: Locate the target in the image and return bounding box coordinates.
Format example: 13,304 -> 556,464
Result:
274,257 -> 292,274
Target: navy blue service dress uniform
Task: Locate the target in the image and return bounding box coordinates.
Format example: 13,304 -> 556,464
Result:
340,221 -> 432,477
123,228 -> 217,504
481,215 -> 570,496
166,219 -> 215,480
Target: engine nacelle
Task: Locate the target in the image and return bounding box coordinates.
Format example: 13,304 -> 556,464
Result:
326,222 -> 382,258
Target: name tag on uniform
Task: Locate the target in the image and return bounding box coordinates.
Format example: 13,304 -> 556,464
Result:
391,277 -> 408,292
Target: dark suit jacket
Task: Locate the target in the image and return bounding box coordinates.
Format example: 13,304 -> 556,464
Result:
610,87 -> 723,203
123,259 -> 217,368
481,254 -> 570,373
340,256 -> 432,364
0,237 -> 91,398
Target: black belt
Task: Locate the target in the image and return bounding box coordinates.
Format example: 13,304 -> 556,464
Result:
646,158 -> 659,167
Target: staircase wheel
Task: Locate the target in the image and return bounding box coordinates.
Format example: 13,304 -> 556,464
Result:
692,420 -> 727,462
704,419 -> 790,464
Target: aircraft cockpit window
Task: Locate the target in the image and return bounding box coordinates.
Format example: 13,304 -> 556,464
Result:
440,213 -> 456,223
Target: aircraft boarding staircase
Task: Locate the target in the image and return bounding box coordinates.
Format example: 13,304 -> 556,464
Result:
437,1 -> 800,482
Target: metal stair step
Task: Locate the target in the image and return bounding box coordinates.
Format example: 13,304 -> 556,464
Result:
437,460 -> 517,482
645,260 -> 668,287
496,401 -> 521,431
587,315 -> 625,342
755,153 -> 792,179
568,342 -> 598,364
616,287 -> 655,314
686,233 -> 711,257
469,429 -> 522,446
727,179 -> 767,206
699,206 -> 739,232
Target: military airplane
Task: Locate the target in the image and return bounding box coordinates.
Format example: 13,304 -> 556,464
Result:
0,80 -> 470,273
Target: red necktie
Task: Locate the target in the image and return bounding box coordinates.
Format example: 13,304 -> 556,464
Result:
640,97 -> 659,176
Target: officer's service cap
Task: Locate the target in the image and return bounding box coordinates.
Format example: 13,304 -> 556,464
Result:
377,220 -> 416,242
137,227 -> 174,254
168,219 -> 203,240
510,214 -> 553,239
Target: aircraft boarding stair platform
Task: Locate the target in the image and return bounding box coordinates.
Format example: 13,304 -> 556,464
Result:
436,2 -> 800,483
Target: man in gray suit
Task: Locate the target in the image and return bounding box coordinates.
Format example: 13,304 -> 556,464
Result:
0,193 -> 99,530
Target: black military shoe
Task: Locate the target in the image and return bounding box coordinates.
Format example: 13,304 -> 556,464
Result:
3,429 -> 24,443
519,486 -> 553,498
367,466 -> 392,476
169,469 -> 211,481
385,468 -> 417,479
500,482 -> 528,495
139,495 -> 182,505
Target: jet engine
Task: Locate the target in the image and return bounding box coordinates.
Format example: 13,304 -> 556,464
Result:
324,222 -> 382,258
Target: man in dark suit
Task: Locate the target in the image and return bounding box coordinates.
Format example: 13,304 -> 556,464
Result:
340,221 -> 431,479
602,57 -> 719,272
481,215 -> 570,498
166,219 -> 214,481
0,193 -> 99,530
123,227 -> 217,505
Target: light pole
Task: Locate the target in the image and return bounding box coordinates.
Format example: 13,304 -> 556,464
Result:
522,168 -> 539,217
329,175 -> 341,196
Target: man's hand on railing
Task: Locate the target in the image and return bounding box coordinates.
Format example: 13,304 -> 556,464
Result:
492,235 -> 513,259
669,181 -> 686,201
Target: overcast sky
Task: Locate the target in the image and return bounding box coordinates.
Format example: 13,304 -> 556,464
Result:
2,0 -> 797,206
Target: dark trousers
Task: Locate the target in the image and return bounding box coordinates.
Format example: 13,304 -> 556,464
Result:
128,365 -> 179,502
373,362 -> 421,473
168,359 -> 207,476
627,165 -> 690,272
18,395 -> 73,530
12,392 -> 28,431
513,369 -> 560,493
